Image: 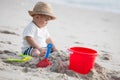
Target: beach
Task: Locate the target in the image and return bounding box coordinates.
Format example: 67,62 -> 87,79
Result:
0,0 -> 120,80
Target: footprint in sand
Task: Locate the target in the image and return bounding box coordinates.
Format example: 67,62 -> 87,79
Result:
74,41 -> 84,45
111,75 -> 120,80
0,41 -> 12,44
0,30 -> 19,36
100,50 -> 112,60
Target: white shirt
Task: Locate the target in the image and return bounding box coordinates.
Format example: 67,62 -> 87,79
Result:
21,21 -> 50,52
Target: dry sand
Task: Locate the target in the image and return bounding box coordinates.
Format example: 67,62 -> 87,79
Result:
0,0 -> 120,80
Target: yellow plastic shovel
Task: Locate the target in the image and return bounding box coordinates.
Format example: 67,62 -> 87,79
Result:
6,54 -> 32,62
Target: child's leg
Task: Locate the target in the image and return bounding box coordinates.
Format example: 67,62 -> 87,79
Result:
31,48 -> 41,57
23,47 -> 45,57
23,47 -> 54,57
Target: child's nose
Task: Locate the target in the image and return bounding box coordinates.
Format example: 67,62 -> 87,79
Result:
45,21 -> 48,24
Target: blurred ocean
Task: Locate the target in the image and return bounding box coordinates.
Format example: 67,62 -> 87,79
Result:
41,0 -> 120,13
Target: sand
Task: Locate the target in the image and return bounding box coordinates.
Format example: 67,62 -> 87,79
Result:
0,0 -> 120,80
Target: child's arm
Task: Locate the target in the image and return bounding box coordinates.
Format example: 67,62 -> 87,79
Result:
25,36 -> 46,54
46,37 -> 58,52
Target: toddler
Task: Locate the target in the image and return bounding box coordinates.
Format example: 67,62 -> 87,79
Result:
21,2 -> 58,57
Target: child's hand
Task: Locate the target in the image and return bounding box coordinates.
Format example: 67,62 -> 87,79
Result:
39,48 -> 46,57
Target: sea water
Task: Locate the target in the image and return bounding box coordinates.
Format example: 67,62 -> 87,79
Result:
41,0 -> 120,14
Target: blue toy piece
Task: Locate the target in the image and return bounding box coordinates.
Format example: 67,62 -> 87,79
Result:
45,43 -> 53,58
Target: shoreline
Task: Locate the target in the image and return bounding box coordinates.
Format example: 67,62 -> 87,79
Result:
44,0 -> 120,14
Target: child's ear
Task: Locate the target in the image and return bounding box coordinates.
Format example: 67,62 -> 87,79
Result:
35,15 -> 40,19
36,15 -> 39,19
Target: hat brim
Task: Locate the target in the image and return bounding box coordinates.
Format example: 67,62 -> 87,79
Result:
28,11 -> 56,20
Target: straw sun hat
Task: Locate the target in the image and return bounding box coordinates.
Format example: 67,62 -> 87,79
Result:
28,2 -> 56,20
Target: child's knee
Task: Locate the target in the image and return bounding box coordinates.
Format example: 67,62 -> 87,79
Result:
31,49 -> 40,57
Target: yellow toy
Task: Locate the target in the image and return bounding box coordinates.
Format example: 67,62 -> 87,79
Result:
6,54 -> 32,62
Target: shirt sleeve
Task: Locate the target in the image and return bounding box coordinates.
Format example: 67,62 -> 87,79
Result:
45,28 -> 50,39
23,25 -> 36,39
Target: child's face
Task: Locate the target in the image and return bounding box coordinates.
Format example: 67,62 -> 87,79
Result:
33,14 -> 51,28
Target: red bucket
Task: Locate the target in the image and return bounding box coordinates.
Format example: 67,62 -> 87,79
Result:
68,47 -> 98,74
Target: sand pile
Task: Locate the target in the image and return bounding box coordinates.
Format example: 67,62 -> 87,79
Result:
0,50 -> 120,80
